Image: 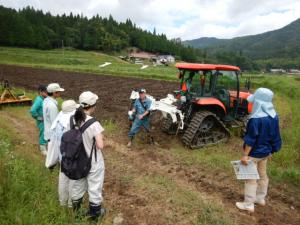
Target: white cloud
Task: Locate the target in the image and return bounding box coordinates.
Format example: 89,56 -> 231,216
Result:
0,0 -> 299,40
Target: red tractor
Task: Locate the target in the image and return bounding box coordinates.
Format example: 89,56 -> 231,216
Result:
162,63 -> 252,149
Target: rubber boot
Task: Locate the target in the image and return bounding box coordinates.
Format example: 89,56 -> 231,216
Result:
40,145 -> 47,156
87,202 -> 105,222
255,179 -> 268,206
149,136 -> 154,145
147,133 -> 154,145
236,183 -> 257,212
72,198 -> 83,218
127,137 -> 133,148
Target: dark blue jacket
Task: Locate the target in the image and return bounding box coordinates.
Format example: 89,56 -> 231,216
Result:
244,116 -> 282,158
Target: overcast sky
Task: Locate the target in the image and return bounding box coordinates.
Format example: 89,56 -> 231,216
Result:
1,0 -> 300,40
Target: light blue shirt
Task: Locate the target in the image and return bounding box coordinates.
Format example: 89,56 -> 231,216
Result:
134,98 -> 151,116
43,97 -> 58,140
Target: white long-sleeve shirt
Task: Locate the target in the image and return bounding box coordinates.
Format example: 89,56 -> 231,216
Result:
45,110 -> 75,168
43,97 -> 58,141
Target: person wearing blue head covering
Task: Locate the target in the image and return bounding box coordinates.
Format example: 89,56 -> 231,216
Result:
236,88 -> 282,212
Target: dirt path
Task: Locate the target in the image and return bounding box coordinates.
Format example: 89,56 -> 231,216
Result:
106,140 -> 300,225
1,107 -> 299,225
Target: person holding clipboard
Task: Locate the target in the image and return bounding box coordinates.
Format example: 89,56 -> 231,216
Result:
236,88 -> 282,212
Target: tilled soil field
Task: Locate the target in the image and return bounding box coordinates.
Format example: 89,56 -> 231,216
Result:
1,64 -> 299,225
0,64 -> 177,124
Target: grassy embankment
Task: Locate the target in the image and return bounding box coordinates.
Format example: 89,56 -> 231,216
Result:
0,47 -> 177,80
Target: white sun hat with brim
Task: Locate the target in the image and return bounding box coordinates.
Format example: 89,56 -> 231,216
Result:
79,91 -> 99,108
247,87 -> 277,119
61,100 -> 80,114
47,83 -> 65,93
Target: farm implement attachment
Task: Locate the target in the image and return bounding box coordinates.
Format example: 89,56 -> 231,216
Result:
0,80 -> 32,107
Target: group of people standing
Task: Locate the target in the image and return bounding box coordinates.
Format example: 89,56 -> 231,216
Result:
29,83 -> 282,220
30,83 -> 105,221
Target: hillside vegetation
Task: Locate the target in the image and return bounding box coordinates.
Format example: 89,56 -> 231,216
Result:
0,5 -> 200,62
2,5 -> 300,71
184,18 -> 300,70
0,47 -> 178,80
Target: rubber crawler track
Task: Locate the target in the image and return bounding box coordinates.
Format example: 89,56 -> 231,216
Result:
181,111 -> 230,149
161,115 -> 176,134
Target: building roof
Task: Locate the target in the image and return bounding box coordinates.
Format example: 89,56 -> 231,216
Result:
129,52 -> 156,59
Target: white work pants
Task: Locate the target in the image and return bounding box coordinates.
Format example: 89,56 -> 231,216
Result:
244,157 -> 269,202
59,169 -> 74,207
71,160 -> 105,205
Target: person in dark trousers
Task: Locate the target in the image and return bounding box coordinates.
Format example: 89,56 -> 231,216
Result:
30,84 -> 48,155
236,87 -> 282,212
127,88 -> 153,148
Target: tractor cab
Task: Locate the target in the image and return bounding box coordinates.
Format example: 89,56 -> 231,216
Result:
143,62 -> 253,149
176,63 -> 251,122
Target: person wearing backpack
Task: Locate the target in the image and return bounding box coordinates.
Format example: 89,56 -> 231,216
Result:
236,88 -> 282,212
127,88 -> 153,148
29,84 -> 48,156
45,100 -> 79,207
63,91 -> 105,221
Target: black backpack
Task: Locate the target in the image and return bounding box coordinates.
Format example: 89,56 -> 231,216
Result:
60,116 -> 97,180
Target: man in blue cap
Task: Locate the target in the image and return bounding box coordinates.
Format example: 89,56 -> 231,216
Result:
127,88 -> 153,148
236,87 -> 282,212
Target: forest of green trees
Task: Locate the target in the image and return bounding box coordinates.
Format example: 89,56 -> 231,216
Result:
1,5 -> 299,71
0,5 -> 202,62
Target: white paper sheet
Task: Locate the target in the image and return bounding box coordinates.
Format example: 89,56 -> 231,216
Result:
99,62 -> 112,67
231,160 -> 260,180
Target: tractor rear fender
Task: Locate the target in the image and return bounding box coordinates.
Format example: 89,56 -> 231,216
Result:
194,98 -> 226,117
229,90 -> 253,114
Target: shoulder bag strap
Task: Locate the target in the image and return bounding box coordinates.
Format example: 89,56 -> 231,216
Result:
139,99 -> 148,111
70,115 -> 75,129
80,117 -> 97,133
